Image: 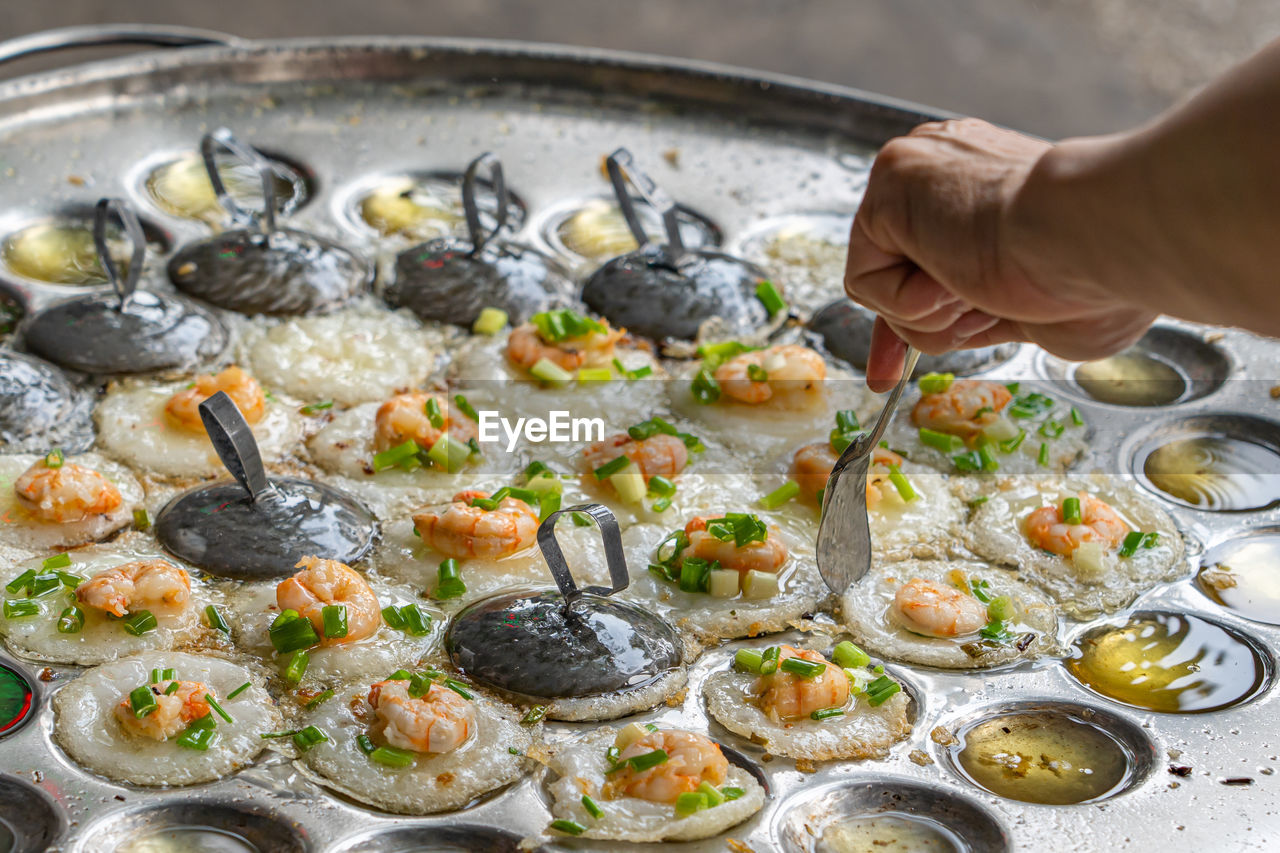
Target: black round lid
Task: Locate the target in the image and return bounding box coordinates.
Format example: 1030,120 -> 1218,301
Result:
24,199 -> 228,374
386,151 -> 574,327
0,350 -> 93,453
445,504 -> 683,701
165,128 -> 370,317
154,391 -> 376,580
579,147 -> 771,341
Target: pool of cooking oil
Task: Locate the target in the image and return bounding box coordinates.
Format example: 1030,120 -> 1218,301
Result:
1074,352 -> 1186,406
949,709 -> 1133,805
146,154 -> 303,225
1066,612 -> 1269,713
554,198 -> 714,262
0,223 -> 132,285
1142,435 -> 1280,510
1199,534 -> 1280,625
815,813 -> 964,852
115,827 -> 259,853
359,176 -> 468,241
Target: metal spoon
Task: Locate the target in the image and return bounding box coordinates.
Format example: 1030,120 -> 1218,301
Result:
816,345 -> 921,594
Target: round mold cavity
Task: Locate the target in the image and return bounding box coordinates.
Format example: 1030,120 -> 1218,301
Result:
1064,609 -> 1273,714
736,211 -> 851,316
937,700 -> 1156,806
331,824 -> 539,853
1127,413 -> 1280,511
134,147 -> 317,225
0,657 -> 38,738
808,299 -> 1020,376
773,778 -> 1009,853
0,774 -> 65,853
0,205 -> 172,291
1039,324 -> 1229,407
75,802 -> 306,853
334,170 -> 527,245
1198,527 -> 1280,625
539,194 -> 721,266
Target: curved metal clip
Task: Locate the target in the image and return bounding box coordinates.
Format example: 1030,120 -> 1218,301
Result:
93,197 -> 146,311
200,127 -> 284,236
198,391 -> 274,502
605,147 -> 685,257
536,503 -> 629,607
461,151 -> 509,255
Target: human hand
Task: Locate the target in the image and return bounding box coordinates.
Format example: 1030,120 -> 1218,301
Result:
845,118 -> 1156,392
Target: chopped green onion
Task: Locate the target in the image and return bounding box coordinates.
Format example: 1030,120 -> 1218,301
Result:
644,475 -> 677,500
917,372 -> 954,394
538,491 -> 561,521
810,707 -> 845,721
986,595 -> 1014,622
612,358 -> 654,380
444,678 -> 473,700
55,571 -> 82,589
968,495 -> 989,508
427,434 -> 471,472
228,682 -> 251,700
979,620 -> 1014,642
755,279 -> 787,316
531,309 -> 604,342
292,725 -> 328,751
746,363 -> 768,382
369,744 -> 416,767
27,573 -> 61,598
425,397 -> 444,429
691,367 -> 721,404
593,455 -> 631,481
372,439 -> 420,472
549,819 -> 586,836
1070,407 -> 1084,426
832,641 -> 870,669
56,605 -> 84,633
678,557 -> 713,594
760,646 -> 780,675
733,649 -> 764,673
582,794 -> 604,819
282,650 -> 309,684
321,604 -> 348,639
383,603 -> 431,636
453,394 -> 479,422
45,448 -> 65,468
1009,392 -> 1055,418
205,604 -> 230,634
1005,382 -> 1021,394
976,442 -> 999,472
42,553 -> 72,571
780,657 -> 827,678
436,559 -> 466,599
1062,497 -> 1082,525
607,748 -> 669,774
578,366 -> 614,383
4,570 -> 35,595
970,578 -> 993,603
122,610 -> 157,635
1119,531 -> 1159,557
529,357 -> 573,386
572,511 -> 594,527
1039,419 -> 1065,439
1037,442 -> 1050,467
176,716 -> 218,751
722,786 -> 745,800
521,705 -> 548,725
472,306 -> 508,335
951,451 -> 982,473
704,513 -> 768,547
865,675 -> 902,706
758,479 -> 800,510
164,681 -> 180,695
887,464 -> 916,502
998,429 -> 1027,453
300,401 -> 334,416
269,609 -> 319,654
205,694 -> 232,724
129,685 -> 158,718
675,791 -> 710,817
919,427 -> 964,453
261,730 -> 299,739
697,780 -> 726,806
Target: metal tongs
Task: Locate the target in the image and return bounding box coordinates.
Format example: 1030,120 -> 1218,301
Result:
816,345 -> 921,593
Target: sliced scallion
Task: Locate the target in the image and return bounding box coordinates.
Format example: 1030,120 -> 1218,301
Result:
758,479 -> 800,510
435,559 -> 466,600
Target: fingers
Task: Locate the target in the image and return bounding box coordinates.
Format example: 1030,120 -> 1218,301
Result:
845,221 -> 960,324
866,317 -> 907,393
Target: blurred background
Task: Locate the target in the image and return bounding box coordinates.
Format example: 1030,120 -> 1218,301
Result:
3,0 -> 1278,138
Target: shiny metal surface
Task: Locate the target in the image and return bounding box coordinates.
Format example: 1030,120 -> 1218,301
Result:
0,30 -> 1276,853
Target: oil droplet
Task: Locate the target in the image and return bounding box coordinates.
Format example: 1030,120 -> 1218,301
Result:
1198,534 -> 1280,625
1074,352 -> 1186,406
816,813 -> 963,852
115,826 -> 259,853
949,708 -> 1135,804
1066,612 -> 1269,712
1143,436 -> 1280,510
147,154 -> 303,225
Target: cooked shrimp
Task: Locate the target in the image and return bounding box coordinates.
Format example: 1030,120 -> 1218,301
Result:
373,391 -> 477,453
583,433 -> 688,485
276,556 -> 381,646
76,560 -> 192,619
13,459 -> 123,523
679,516 -> 788,574
714,344 -> 826,408
412,489 -> 538,559
165,366 -> 266,432
753,645 -> 850,721
506,320 -> 624,372
892,577 -> 988,639
603,729 -> 728,804
1024,492 -> 1130,557
114,679 -> 213,741
791,443 -> 904,510
367,678 -> 474,754
911,379 -> 1011,438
